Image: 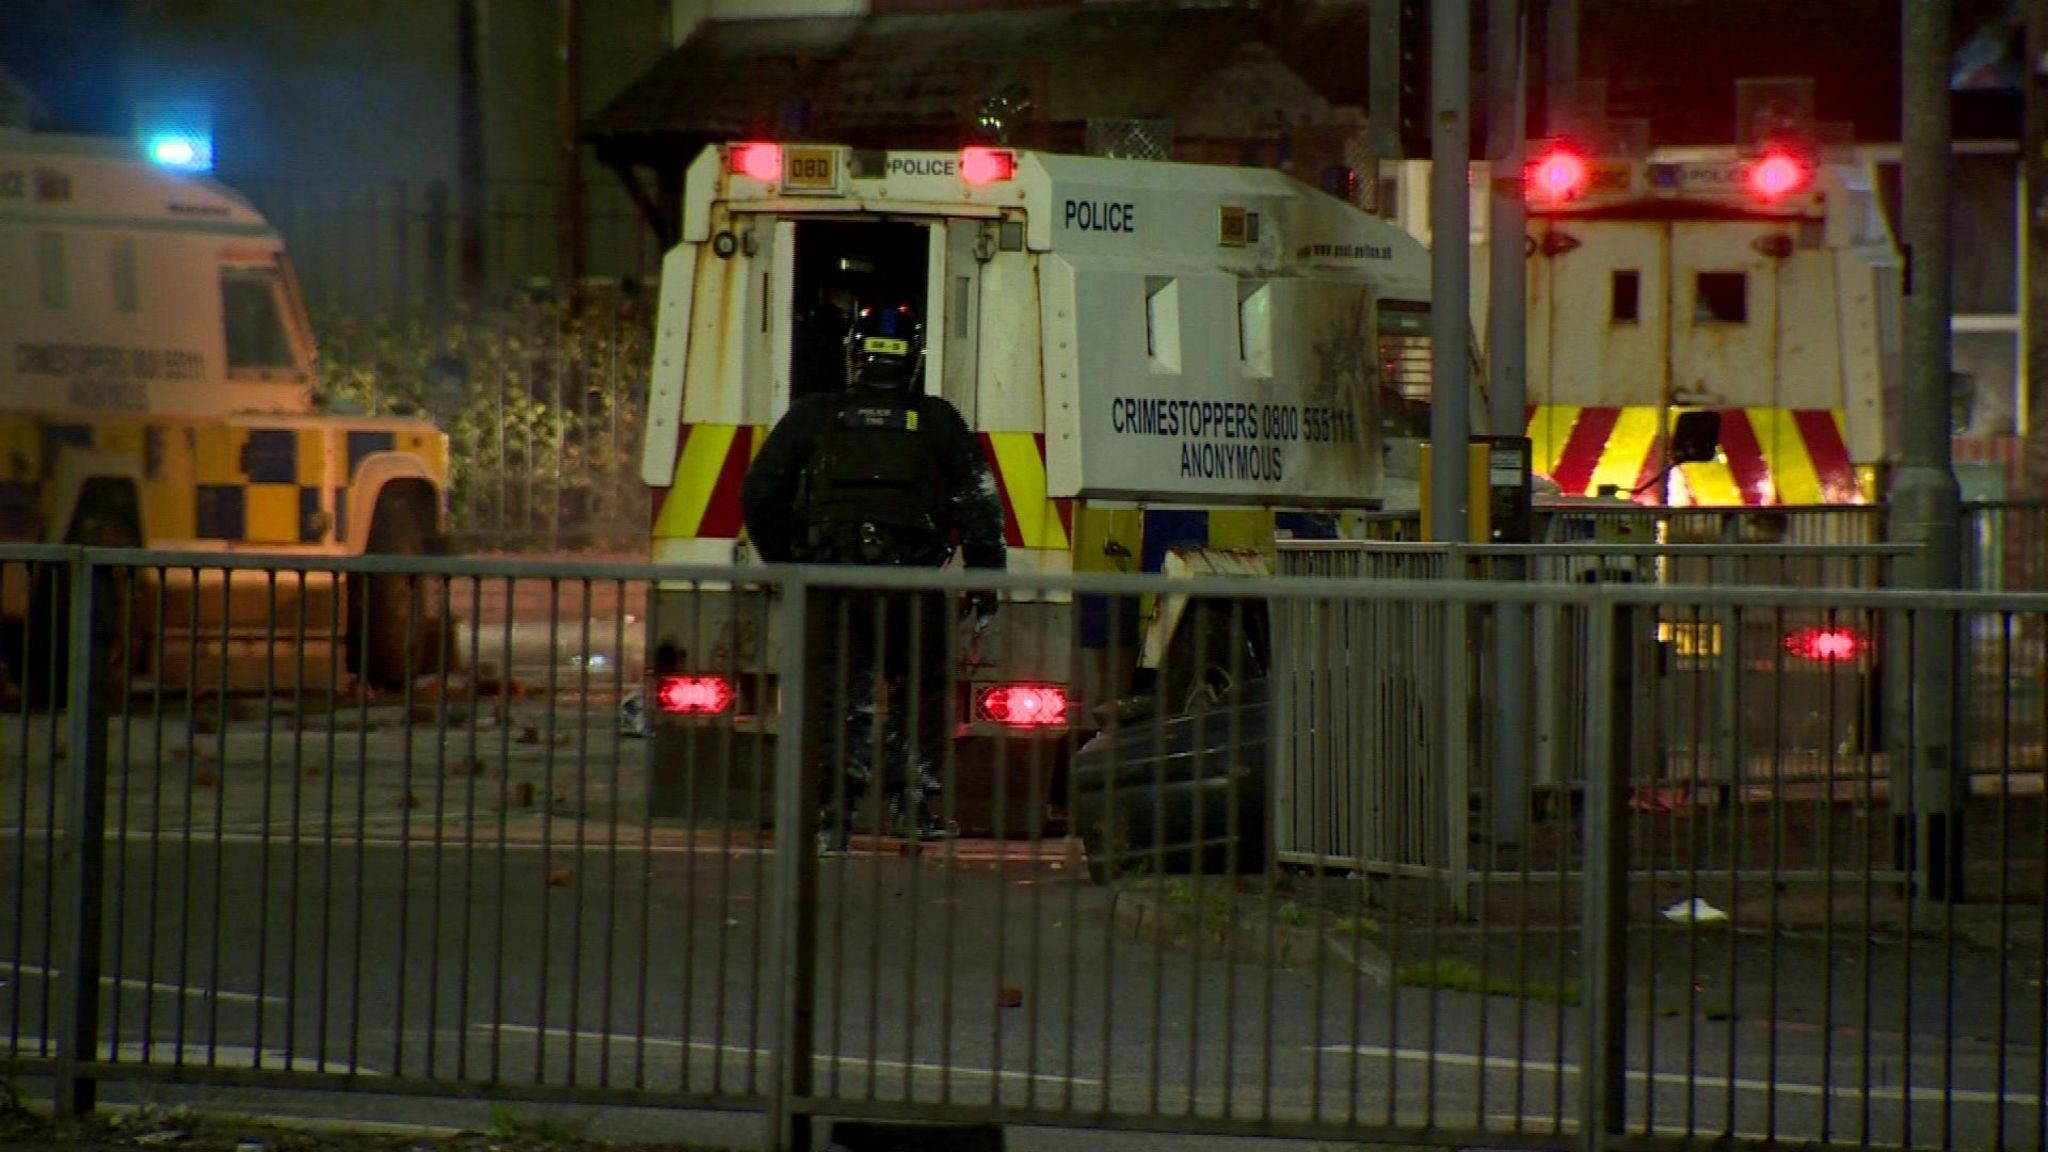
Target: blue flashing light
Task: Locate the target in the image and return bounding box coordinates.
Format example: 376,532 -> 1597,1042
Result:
144,130 -> 213,173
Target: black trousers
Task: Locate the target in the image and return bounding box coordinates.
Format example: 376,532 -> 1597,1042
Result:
804,586 -> 953,810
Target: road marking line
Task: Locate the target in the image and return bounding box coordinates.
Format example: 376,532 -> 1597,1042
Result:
1316,1044 -> 2041,1108
477,1023 -> 1099,1086
8,1036 -> 376,1074
2,960 -> 286,1006
0,829 -> 774,854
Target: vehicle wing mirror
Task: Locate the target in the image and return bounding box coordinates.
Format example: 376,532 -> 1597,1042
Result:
1669,410 -> 1720,465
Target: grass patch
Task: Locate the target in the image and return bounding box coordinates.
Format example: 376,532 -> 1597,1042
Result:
1397,958 -> 1581,1006
487,1105 -> 583,1145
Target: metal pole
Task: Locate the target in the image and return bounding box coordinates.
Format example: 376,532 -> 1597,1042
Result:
1486,0 -> 1529,439
560,0 -> 588,290
55,551 -> 108,1115
1429,0 -> 1472,544
1891,0 -> 1964,909
457,0 -> 487,300
2023,0 -> 2048,498
1487,0 -> 1530,842
767,572 -> 817,1152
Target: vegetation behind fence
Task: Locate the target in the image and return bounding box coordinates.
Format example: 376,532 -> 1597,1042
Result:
314,287 -> 653,554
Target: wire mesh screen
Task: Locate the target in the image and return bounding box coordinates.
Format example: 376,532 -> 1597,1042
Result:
1085,118 -> 1173,162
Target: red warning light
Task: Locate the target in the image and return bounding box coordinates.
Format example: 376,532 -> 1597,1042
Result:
728,143 -> 782,183
960,147 -> 1017,185
1746,151 -> 1811,203
1527,148 -> 1591,204
1783,626 -> 1867,664
974,684 -> 1069,728
656,675 -> 735,714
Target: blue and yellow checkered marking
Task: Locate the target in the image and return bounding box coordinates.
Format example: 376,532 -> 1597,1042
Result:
0,416 -> 446,547
348,430 -> 397,473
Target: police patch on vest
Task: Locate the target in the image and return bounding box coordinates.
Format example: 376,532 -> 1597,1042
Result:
843,405 -> 918,431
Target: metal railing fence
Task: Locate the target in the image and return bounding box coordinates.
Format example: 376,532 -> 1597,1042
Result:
1272,536 -> 1924,906
1361,499 -> 2045,595
2,546 -> 2044,1152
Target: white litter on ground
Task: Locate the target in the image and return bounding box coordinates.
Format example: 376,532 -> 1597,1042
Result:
1662,897 -> 1730,924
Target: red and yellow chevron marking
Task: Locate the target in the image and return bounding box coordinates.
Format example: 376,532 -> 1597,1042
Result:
1526,406 -> 1870,506
651,423 -> 763,539
979,431 -> 1074,551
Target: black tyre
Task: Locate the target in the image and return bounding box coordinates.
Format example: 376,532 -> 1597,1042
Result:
348,493 -> 455,692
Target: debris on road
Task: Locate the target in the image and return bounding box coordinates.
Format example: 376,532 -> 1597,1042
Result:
1662,897 -> 1730,924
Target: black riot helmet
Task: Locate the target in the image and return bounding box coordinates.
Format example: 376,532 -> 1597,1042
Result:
844,302 -> 924,391
822,254 -> 876,314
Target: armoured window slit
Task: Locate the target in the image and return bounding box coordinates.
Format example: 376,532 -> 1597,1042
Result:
1238,280 -> 1273,377
37,232 -> 65,310
1694,271 -> 1748,324
1611,270 -> 1640,324
1144,276 -> 1181,374
112,237 -> 140,314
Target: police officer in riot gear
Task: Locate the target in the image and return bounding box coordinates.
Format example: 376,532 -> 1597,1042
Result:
742,301 -> 1006,850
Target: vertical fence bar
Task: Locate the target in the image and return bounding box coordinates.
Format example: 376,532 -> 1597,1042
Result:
206,570 -> 230,1069
55,550 -> 106,1115
1444,585 -> 1471,916
769,572 -> 816,1152
1580,593 -> 1626,1151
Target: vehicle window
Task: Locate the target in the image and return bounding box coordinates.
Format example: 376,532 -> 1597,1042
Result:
112,238 -> 139,314
1694,271 -> 1748,324
221,268 -> 296,370
37,232 -> 66,310
1611,269 -> 1640,324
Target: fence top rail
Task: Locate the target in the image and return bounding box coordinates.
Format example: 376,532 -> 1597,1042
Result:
0,543 -> 83,563
1279,540 -> 1921,558
12,543 -> 2048,615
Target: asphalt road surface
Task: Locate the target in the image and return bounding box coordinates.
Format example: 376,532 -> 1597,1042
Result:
3,846 -> 2041,1148
2,706 -> 2044,1150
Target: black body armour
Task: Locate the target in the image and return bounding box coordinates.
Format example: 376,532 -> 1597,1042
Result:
799,395 -> 950,566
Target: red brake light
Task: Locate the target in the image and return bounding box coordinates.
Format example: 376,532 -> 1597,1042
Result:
656,675 -> 735,714
1747,151 -> 1810,203
1783,626 -> 1866,664
960,147 -> 1016,185
1527,148 -> 1590,204
975,684 -> 1068,728
728,143 -> 782,183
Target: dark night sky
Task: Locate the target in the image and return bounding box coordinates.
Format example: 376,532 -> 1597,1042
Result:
0,0 -> 128,132
0,1 -> 2028,144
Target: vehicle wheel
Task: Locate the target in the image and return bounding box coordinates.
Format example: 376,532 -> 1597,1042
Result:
348,494 -> 455,692
26,501 -> 139,712
1158,602 -> 1264,714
